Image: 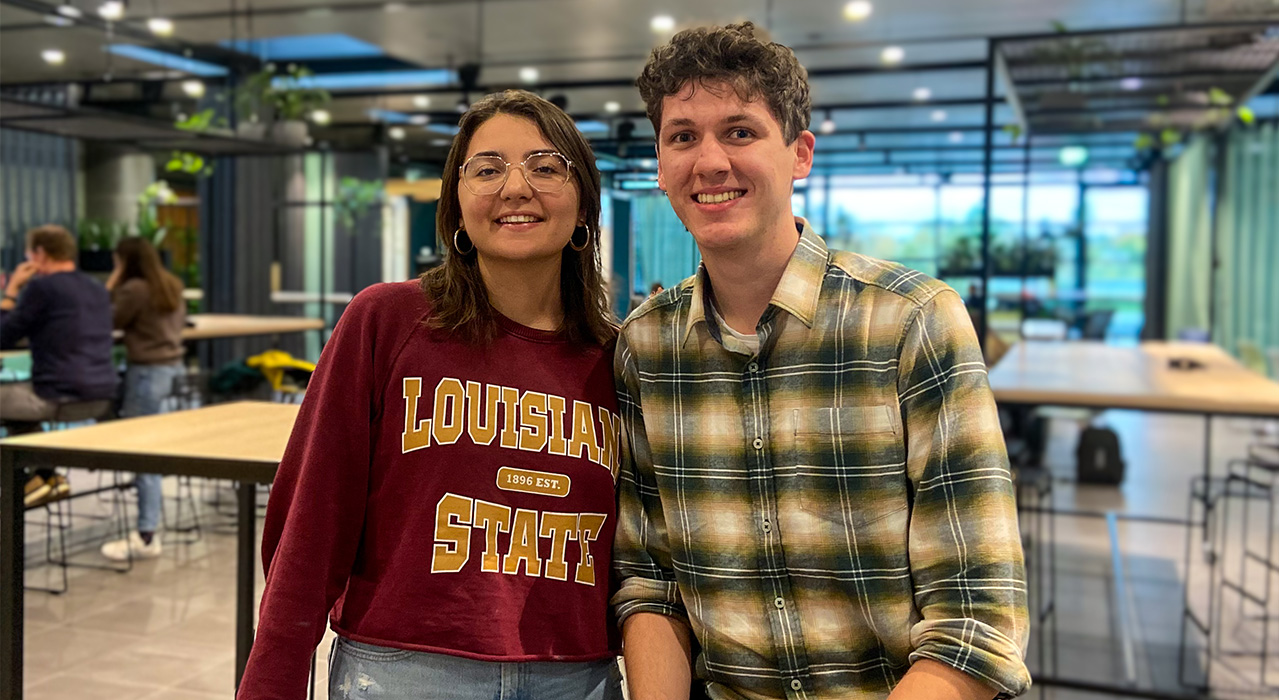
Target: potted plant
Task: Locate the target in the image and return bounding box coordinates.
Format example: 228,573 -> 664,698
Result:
77,218 -> 126,271
266,63 -> 330,146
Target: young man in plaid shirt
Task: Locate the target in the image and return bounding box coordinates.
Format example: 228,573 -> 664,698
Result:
612,22 -> 1031,700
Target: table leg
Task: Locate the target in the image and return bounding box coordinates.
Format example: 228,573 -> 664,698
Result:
235,481 -> 256,691
2,449 -> 25,700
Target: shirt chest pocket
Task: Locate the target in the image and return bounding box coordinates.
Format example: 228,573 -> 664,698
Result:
787,405 -> 909,528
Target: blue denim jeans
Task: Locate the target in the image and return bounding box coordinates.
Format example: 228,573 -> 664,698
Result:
121,361 -> 185,533
328,638 -> 623,700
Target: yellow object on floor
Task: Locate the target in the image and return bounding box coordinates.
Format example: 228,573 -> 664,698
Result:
245,350 -> 316,392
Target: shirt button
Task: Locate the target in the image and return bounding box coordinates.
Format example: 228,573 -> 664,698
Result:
752,437 -> 764,450
748,361 -> 759,372
762,519 -> 772,533
774,597 -> 785,609
790,679 -> 803,691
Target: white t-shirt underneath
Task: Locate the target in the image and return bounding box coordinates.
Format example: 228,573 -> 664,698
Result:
710,301 -> 761,356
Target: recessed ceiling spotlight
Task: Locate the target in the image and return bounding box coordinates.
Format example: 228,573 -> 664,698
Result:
913,87 -> 931,101
409,114 -> 430,125
1120,77 -> 1142,91
880,45 -> 904,65
819,113 -> 837,134
843,0 -> 873,21
650,14 -> 675,33
41,49 -> 66,65
147,17 -> 173,36
431,139 -> 453,147
519,66 -> 539,84
311,109 -> 331,125
56,3 -> 82,18
413,95 -> 430,108
930,109 -> 947,122
97,1 -> 123,20
948,130 -> 964,144
604,101 -> 621,114
389,126 -> 407,140
43,14 -> 74,26
384,2 -> 408,11
180,79 -> 205,97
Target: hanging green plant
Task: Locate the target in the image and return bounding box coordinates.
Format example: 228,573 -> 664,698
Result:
334,177 -> 384,230
166,151 -> 213,177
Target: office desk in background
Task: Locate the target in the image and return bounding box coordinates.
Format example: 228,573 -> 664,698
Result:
0,401 -> 300,700
987,341 -> 1279,696
988,341 -> 1279,418
0,314 -> 326,363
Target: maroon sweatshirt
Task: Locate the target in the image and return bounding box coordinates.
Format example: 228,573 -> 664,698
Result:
237,281 -> 621,700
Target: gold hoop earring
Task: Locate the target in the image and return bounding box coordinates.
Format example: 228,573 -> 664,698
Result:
453,227 -> 474,255
568,226 -> 590,252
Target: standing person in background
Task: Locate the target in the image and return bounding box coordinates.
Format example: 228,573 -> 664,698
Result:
238,90 -> 623,700
613,22 -> 1029,700
0,224 -> 117,506
99,236 -> 187,561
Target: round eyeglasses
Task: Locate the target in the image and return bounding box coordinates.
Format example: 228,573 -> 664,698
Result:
460,152 -> 574,196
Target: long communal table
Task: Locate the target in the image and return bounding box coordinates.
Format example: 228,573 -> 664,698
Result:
1,401 -> 300,700
987,341 -> 1279,698
0,314 -> 326,362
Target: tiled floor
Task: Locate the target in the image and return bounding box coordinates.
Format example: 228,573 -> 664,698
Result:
13,411 -> 1277,698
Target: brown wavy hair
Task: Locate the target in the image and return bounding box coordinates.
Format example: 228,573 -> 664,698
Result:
115,236 -> 184,313
421,89 -> 614,346
636,21 -> 811,144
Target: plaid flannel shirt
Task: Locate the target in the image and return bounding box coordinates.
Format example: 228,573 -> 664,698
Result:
612,220 -> 1030,699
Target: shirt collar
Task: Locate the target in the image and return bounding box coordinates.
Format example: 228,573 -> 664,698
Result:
682,217 -> 828,347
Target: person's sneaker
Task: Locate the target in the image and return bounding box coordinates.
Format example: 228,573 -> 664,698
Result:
45,475 -> 70,502
101,532 -> 162,562
23,476 -> 51,508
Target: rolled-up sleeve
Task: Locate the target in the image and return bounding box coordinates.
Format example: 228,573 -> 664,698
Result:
897,289 -> 1031,696
610,331 -> 688,625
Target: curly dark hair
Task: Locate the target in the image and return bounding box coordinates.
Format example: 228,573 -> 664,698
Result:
636,21 -> 811,144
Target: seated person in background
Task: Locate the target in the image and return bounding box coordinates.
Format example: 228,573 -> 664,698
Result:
0,224 -> 118,507
99,236 -> 187,561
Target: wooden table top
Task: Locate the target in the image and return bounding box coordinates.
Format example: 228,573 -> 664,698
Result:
0,314 -> 325,361
181,314 -> 326,341
0,401 -> 300,464
988,341 -> 1279,417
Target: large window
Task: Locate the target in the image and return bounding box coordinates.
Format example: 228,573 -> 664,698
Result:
801,175 -> 1148,342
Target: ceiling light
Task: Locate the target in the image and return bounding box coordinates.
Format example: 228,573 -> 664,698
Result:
1121,77 -> 1142,91
311,109 -> 331,125
913,87 -> 931,101
650,14 -> 675,33
604,101 -> 620,114
819,114 -> 837,134
56,3 -> 82,18
409,114 -> 429,125
180,79 -> 204,97
1059,146 -> 1089,167
948,131 -> 964,144
413,95 -> 430,108
97,1 -> 123,20
519,66 -> 539,84
930,109 -> 947,122
43,14 -> 74,26
431,139 -> 452,147
456,98 -> 470,113
389,126 -> 406,140
843,0 -> 873,21
880,45 -> 904,65
41,49 -> 66,65
384,2 -> 408,11
147,17 -> 173,36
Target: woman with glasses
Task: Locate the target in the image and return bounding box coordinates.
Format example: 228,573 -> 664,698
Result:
238,90 -> 621,700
